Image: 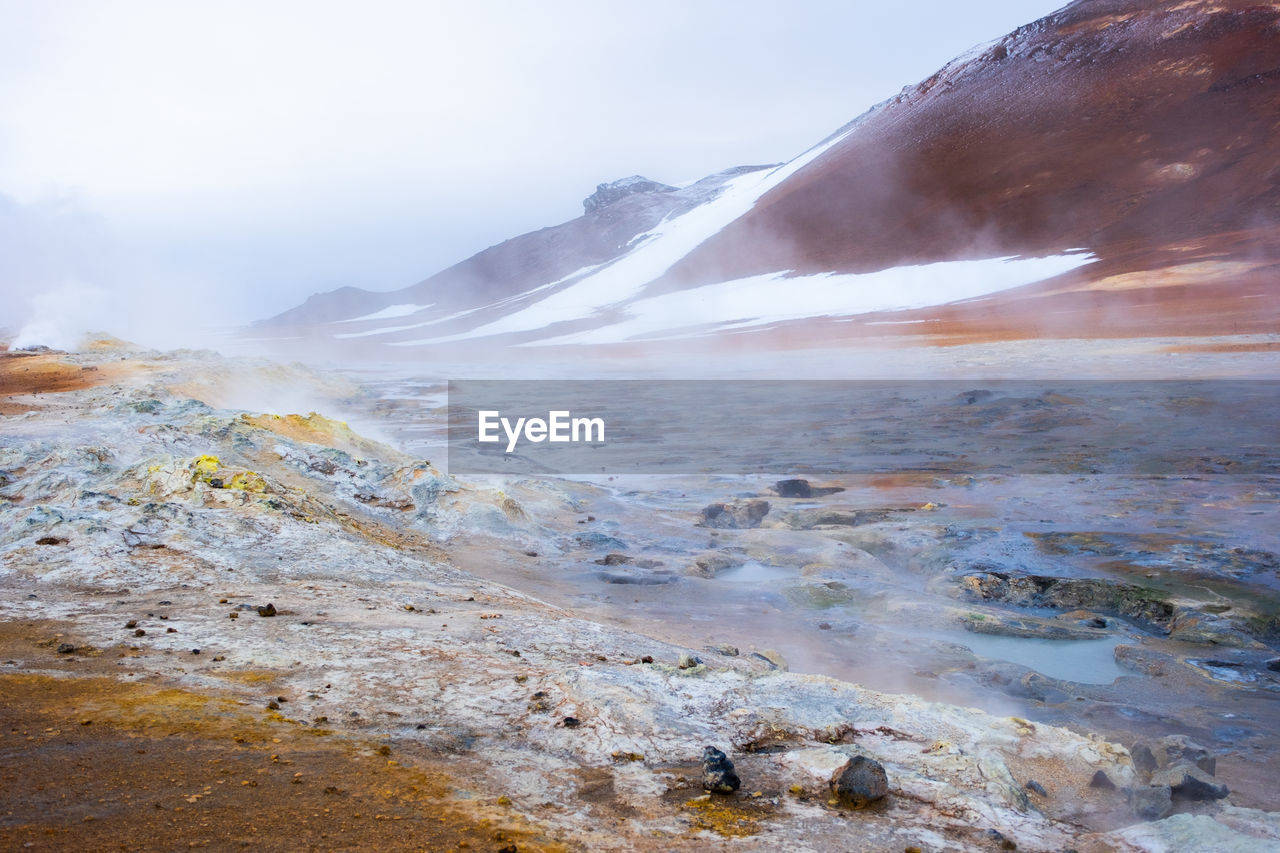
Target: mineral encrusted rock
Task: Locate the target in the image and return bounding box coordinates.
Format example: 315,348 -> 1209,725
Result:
701,746 -> 740,794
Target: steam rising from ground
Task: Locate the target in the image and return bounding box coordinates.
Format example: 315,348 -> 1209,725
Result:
1,192 -> 229,352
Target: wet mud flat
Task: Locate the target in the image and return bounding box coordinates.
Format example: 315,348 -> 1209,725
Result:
388,374 -> 1280,812
3,342 -> 1280,850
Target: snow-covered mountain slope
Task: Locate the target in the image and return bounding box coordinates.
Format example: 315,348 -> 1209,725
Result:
255,0 -> 1280,355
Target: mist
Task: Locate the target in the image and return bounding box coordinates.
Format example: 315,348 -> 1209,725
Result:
0,0 -> 1069,351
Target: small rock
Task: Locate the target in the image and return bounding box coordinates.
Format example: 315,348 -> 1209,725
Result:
678,653 -> 702,670
257,603 -> 277,617
134,629 -> 146,637
711,644 -> 739,657
701,746 -> 740,794
1025,780 -> 1047,797
191,648 -> 200,655
985,829 -> 1017,850
640,655 -> 653,664
832,755 -> 888,808
267,701 -> 280,710
1089,770 -> 1116,790
1128,785 -> 1173,820
562,716 -> 580,728
1130,735 -> 1216,777
1265,658 -> 1280,672
1150,765 -> 1229,801
775,479 -> 814,498
751,649 -> 788,671
56,643 -> 76,654
125,620 -> 138,629
700,499 -> 769,529
166,627 -> 176,633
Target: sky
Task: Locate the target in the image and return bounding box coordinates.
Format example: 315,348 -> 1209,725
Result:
0,0 -> 1068,348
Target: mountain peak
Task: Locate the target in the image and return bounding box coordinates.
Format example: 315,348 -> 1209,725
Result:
583,175 -> 677,213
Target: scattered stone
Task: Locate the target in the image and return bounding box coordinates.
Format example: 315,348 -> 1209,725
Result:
562,716 -> 581,728
1128,785 -> 1173,820
56,643 -> 76,654
267,701 -> 280,710
125,620 -> 138,629
36,536 -> 68,546
685,551 -> 745,578
229,612 -> 238,619
1131,735 -> 1216,777
701,746 -> 740,794
595,553 -> 631,566
985,828 -> 1017,850
775,479 -> 814,498
191,648 -> 200,655
710,644 -> 739,657
773,479 -> 845,498
1151,765 -> 1229,801
700,499 -> 769,529
751,649 -> 788,671
166,627 -> 176,633
640,655 -> 653,664
1025,779 -> 1048,797
832,755 -> 889,808
257,603 -> 277,617
678,653 -> 702,670
961,571 -> 1176,630
1090,770 -> 1116,790
134,629 -> 146,637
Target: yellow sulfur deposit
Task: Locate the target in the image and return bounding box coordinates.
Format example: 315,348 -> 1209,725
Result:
225,472 -> 267,493
193,455 -> 221,479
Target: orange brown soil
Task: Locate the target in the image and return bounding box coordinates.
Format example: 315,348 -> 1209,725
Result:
0,621 -> 564,852
0,352 -> 104,395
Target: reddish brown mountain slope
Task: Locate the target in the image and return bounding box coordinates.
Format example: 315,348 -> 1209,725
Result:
651,0 -> 1280,342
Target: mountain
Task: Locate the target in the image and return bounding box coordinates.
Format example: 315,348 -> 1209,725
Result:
256,0 -> 1280,354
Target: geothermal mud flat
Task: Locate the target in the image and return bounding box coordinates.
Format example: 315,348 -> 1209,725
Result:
2,342 -> 1279,851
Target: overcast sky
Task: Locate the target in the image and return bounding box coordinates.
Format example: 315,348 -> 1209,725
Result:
0,0 -> 1067,346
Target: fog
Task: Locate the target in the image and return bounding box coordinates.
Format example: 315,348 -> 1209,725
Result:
0,0 -> 1066,350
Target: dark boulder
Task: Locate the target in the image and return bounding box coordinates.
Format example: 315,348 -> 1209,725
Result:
701,746 -> 740,794
832,755 -> 889,808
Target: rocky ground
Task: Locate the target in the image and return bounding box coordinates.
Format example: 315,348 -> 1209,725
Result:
2,342 -> 1279,851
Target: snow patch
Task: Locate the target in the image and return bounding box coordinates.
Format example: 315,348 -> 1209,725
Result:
336,303 -> 433,324
523,254 -> 1094,346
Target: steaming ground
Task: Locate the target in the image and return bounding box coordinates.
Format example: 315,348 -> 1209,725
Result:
3,337 -> 1280,851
